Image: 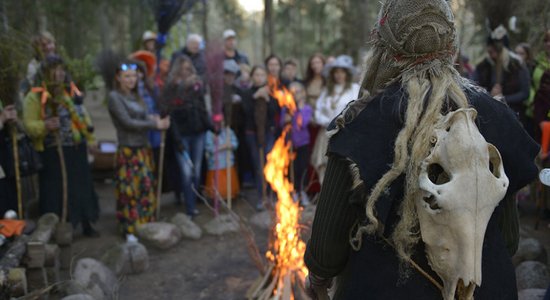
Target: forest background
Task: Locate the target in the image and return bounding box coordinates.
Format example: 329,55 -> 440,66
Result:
1,0 -> 550,91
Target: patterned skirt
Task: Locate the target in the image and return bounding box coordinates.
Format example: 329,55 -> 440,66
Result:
115,147 -> 156,235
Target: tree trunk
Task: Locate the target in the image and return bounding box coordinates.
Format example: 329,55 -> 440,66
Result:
201,0 -> 208,42
263,0 -> 274,57
98,2 -> 112,50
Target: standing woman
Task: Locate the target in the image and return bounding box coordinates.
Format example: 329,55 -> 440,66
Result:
304,53 -> 326,194
311,55 -> 359,184
242,65 -> 273,210
304,53 -> 326,108
163,55 -> 211,218
108,60 -> 170,240
23,55 -> 99,236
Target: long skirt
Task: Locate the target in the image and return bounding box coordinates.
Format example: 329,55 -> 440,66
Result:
205,167 -> 240,201
39,145 -> 99,226
115,147 -> 156,235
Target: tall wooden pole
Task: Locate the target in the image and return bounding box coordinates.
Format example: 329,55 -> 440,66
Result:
156,130 -> 167,220
10,126 -> 22,219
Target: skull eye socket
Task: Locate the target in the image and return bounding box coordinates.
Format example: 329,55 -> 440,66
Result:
488,144 -> 502,178
427,163 -> 451,185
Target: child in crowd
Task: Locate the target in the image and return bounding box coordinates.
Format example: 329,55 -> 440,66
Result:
204,114 -> 239,202
280,82 -> 312,205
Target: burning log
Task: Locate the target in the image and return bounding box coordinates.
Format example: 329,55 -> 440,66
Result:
246,264 -> 309,300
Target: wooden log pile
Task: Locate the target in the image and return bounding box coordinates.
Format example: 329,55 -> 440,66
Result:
24,213 -> 61,293
0,213 -> 66,298
0,235 -> 30,297
246,264 -> 309,300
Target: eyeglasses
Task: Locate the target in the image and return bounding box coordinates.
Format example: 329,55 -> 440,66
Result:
120,63 -> 138,71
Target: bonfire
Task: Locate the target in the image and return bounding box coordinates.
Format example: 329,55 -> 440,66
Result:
247,77 -> 308,300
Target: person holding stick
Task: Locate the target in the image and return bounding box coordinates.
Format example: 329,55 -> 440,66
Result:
242,65 -> 274,211
23,55 -> 100,237
163,55 -> 210,218
107,60 -> 170,242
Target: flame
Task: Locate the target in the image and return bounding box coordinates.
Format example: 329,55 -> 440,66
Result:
268,76 -> 296,115
263,77 -> 308,296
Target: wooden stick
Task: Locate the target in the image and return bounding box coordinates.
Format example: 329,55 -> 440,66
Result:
226,126 -> 232,210
156,130 -> 167,220
259,147 -> 267,205
11,125 -> 23,219
55,132 -> 68,223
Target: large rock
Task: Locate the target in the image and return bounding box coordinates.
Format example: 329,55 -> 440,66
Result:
61,294 -> 95,300
249,211 -> 273,230
516,261 -> 550,290
73,258 -> 118,300
170,213 -> 202,240
518,289 -> 547,300
204,214 -> 239,235
136,222 -> 182,249
513,238 -> 547,266
101,242 -> 149,275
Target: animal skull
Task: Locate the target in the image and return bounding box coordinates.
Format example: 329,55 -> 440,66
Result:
416,108 -> 508,300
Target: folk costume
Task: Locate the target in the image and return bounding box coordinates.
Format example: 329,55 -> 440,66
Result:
108,88 -> 158,235
304,1 -> 538,299
23,56 -> 98,230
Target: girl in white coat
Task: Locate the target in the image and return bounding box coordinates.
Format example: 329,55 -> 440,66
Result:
311,55 -> 360,184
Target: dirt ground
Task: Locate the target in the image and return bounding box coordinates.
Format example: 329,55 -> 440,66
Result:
69,182 -> 270,300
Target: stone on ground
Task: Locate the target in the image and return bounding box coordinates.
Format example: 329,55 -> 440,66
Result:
73,258 -> 118,300
136,222 -> 182,249
513,238 -> 547,266
204,214 -> 240,235
170,213 -> 202,240
101,242 -> 149,275
516,261 -> 550,290
518,289 -> 547,300
249,211 -> 273,230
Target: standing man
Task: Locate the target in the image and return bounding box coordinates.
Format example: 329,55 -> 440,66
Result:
473,26 -> 530,126
223,29 -> 249,66
142,30 -> 157,54
171,34 -> 207,83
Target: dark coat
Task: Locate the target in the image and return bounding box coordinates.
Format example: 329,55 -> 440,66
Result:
474,55 -> 530,117
321,83 -> 538,299
164,81 -> 211,137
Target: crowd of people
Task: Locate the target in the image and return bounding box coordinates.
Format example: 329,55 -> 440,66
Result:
1,24 -> 550,245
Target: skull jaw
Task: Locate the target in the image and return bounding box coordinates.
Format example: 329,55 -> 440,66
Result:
420,213 -> 485,300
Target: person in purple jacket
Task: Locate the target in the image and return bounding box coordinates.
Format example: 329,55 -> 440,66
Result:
281,82 -> 313,206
